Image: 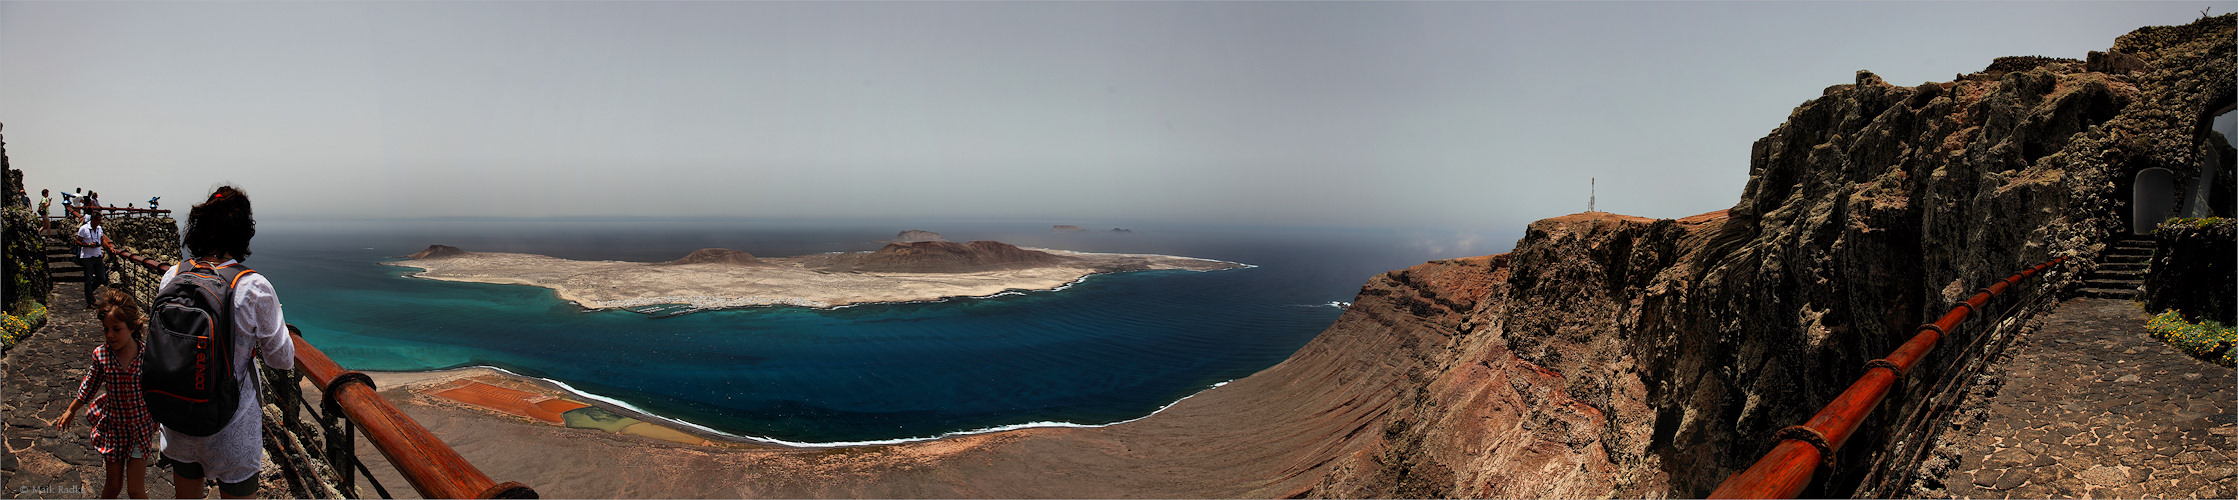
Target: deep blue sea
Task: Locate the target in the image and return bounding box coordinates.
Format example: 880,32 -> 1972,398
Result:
240,218 -> 1501,445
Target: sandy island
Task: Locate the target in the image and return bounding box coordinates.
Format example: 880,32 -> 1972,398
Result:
382,239 -> 1245,312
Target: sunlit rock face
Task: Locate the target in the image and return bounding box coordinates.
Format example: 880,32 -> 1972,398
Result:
1276,15 -> 2231,498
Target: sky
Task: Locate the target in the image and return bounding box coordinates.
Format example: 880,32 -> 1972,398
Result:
3,1 -> 2231,243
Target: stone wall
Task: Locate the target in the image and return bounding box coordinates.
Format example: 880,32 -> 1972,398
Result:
3,204 -> 48,313
2145,218 -> 2236,324
98,214 -> 181,307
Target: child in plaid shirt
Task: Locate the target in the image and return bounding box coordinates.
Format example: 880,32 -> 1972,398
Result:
58,287 -> 158,498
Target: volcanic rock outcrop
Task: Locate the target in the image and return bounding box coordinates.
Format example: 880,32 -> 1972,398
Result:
407,244 -> 472,260
1260,15 -> 2232,498
846,240 -> 1076,273
656,248 -> 765,267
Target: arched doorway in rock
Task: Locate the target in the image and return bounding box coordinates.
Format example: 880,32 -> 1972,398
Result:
2135,168 -> 2175,235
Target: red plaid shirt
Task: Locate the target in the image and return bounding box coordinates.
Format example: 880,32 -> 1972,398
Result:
74,343 -> 157,458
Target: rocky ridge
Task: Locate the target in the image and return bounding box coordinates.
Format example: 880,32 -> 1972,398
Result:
1274,15 -> 2233,498
656,248 -> 765,267
407,244 -> 472,260
844,240 -> 1077,273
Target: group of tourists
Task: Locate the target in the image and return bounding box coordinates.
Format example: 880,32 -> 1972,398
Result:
49,186 -> 295,499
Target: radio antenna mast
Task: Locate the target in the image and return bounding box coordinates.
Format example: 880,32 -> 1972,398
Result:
1590,177 -> 1596,213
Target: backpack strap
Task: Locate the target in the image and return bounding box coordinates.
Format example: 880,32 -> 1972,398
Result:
210,264 -> 256,320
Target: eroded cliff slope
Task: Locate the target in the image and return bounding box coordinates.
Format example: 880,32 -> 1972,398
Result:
1284,15 -> 2233,498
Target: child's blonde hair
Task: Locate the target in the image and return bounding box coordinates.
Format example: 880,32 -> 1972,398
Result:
96,287 -> 145,342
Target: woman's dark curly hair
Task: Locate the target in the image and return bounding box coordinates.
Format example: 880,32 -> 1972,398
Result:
184,185 -> 255,261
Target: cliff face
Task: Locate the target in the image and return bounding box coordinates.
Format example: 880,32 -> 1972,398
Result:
1283,15 -> 2233,498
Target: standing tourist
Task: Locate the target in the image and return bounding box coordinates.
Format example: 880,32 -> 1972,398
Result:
155,186 -> 294,499
73,210 -> 106,308
56,288 -> 158,499
38,189 -> 51,229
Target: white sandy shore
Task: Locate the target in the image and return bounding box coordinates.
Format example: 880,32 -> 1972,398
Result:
381,247 -> 1245,312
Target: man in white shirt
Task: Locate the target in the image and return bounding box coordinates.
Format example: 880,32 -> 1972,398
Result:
74,210 -> 106,307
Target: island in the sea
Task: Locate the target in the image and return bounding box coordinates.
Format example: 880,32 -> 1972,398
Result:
383,231 -> 1246,312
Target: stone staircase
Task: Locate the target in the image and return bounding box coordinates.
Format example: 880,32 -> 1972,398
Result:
43,226 -> 83,283
2077,236 -> 2152,299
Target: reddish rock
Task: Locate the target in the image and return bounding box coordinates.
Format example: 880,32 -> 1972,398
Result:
407,244 -> 472,260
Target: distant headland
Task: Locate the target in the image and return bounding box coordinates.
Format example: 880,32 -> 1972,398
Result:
384,234 -> 1245,313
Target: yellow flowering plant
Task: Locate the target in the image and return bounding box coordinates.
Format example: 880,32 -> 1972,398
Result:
2145,309 -> 2238,368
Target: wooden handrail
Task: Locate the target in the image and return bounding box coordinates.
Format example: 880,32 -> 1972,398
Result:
1709,256 -> 2066,498
98,232 -> 536,498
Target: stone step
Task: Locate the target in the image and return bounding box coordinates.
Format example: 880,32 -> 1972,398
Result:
2106,248 -> 2154,259
2090,268 -> 2147,279
2075,287 -> 2139,299
2084,278 -> 2143,290
2097,262 -> 2149,272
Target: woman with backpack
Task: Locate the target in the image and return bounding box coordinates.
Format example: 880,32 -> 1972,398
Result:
150,186 -> 295,499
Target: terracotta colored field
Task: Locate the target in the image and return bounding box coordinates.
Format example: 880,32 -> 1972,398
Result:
429,380 -> 589,424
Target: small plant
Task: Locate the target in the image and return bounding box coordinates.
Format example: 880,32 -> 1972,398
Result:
2145,309 -> 2238,367
2157,216 -> 2232,235
1,303 -> 47,350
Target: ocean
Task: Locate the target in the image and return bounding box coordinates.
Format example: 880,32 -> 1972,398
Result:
244,218 -> 1490,446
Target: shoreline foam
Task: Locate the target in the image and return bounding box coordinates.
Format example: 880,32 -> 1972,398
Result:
369,365 -> 1237,449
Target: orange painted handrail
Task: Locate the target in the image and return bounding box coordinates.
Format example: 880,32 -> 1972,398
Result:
99,234 -> 536,498
1710,256 -> 2067,499
100,236 -> 172,273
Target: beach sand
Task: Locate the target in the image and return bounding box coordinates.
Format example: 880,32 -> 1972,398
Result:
384,248 -> 1243,312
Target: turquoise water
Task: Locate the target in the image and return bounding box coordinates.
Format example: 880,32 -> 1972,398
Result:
245,219 -> 1465,445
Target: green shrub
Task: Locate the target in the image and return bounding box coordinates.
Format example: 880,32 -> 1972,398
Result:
2145,309 -> 2238,367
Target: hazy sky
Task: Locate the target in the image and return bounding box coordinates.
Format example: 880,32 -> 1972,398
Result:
3,1 -> 2228,234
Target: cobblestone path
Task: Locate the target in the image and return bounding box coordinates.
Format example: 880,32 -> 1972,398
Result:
1910,298 -> 2236,499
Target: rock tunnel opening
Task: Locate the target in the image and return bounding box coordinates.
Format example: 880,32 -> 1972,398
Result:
2132,108 -> 2235,235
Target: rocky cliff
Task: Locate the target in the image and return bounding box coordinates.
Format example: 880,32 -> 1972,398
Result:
1279,15 -> 2233,498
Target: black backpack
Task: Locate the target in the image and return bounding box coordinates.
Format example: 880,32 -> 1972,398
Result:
141,261 -> 255,437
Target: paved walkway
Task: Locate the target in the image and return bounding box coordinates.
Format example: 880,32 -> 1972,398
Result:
1910,298 -> 2237,499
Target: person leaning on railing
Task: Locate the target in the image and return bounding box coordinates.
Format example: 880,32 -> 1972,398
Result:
155,186 -> 296,499
73,210 -> 107,308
